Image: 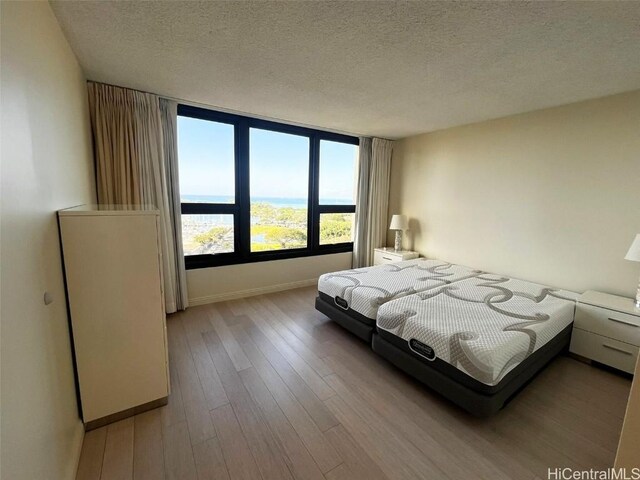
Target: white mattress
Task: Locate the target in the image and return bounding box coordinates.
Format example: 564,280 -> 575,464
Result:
317,258 -> 482,320
376,274 -> 578,386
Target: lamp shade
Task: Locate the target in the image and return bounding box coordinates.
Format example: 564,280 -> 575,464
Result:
625,234 -> 640,262
389,214 -> 408,231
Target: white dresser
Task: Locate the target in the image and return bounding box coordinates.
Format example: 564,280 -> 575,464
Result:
373,247 -> 419,266
570,290 -> 640,374
59,205 -> 169,429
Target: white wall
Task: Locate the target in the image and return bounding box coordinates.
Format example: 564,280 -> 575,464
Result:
187,252 -> 352,304
389,90 -> 640,297
1,2 -> 95,479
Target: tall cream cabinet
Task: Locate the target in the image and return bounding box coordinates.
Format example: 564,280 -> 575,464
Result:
58,205 -> 169,429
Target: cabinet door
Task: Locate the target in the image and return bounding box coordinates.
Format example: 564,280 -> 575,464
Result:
60,214 -> 168,422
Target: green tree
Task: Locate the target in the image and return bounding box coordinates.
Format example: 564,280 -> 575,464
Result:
252,225 -> 307,249
250,202 -> 276,224
320,214 -> 352,244
193,226 -> 233,252
276,207 -> 307,227
194,226 -> 230,244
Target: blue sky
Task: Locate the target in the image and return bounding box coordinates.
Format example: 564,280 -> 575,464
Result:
178,116 -> 357,202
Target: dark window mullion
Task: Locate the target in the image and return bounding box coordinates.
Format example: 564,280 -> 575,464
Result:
233,122 -> 241,255
309,135 -> 320,251
181,203 -> 238,215
237,120 -> 251,259
317,204 -> 356,214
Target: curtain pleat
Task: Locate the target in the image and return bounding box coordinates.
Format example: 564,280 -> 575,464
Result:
352,137 -> 394,268
87,82 -> 187,313
160,99 -> 189,311
353,137 -> 372,267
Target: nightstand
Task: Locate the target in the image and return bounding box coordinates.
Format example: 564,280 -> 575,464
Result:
373,247 -> 419,266
570,290 -> 640,374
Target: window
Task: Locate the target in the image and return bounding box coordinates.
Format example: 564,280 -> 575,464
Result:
178,115 -> 238,258
177,105 -> 358,269
249,128 -> 309,252
318,140 -> 358,245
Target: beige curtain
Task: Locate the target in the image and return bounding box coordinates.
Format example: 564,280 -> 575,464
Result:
352,137 -> 372,267
353,137 -> 394,268
159,99 -> 188,311
87,82 -> 187,313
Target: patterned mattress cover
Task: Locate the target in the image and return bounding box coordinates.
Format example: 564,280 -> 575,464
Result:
317,258 -> 482,320
376,274 -> 578,386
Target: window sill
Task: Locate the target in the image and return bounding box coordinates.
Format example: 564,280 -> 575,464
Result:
184,244 -> 353,270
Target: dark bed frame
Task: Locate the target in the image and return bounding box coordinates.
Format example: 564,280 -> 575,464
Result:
315,293 -> 573,417
315,292 -> 376,342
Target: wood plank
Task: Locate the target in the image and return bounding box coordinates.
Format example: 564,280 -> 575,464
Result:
210,404 -> 263,480
161,318 -> 186,428
203,329 -> 294,480
527,376 -> 626,424
101,418 -> 134,480
133,409 -> 165,480
239,366 -> 326,480
215,301 -> 246,327
517,387 -> 622,452
75,426 -> 107,480
237,304 -> 336,401
326,373 -> 468,479
322,349 -> 535,480
171,318 -> 217,445
231,320 -> 338,432
323,354 -> 525,480
227,298 -> 249,317
230,324 -> 341,473
207,306 -> 252,371
162,421 -> 197,480
254,295 -> 324,352
249,296 -> 332,375
323,425 -> 389,480
484,403 -> 583,476
270,291 -> 331,340
181,311 -> 229,410
536,357 -> 630,418
324,393 -> 441,480
507,395 -> 615,468
192,437 -> 230,480
323,464 -> 352,480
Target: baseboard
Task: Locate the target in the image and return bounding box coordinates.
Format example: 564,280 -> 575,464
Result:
84,397 -> 168,431
188,278 -> 318,306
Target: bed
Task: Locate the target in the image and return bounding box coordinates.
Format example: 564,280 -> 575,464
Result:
315,258 -> 482,341
373,274 -> 578,416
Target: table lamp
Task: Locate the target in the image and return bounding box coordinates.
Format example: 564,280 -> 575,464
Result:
389,214 -> 408,252
624,233 -> 640,308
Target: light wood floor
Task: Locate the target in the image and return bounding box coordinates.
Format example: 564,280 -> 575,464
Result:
76,286 -> 632,480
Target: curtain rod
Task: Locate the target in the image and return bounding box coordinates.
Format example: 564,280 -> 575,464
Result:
87,79 -> 369,139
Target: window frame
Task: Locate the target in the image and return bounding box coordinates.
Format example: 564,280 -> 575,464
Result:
178,104 -> 358,270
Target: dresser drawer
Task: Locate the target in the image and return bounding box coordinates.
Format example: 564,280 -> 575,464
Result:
373,249 -> 419,266
570,328 -> 638,374
575,302 -> 640,346
374,250 -> 402,265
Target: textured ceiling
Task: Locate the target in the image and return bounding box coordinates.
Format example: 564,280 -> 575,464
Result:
50,1 -> 640,139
